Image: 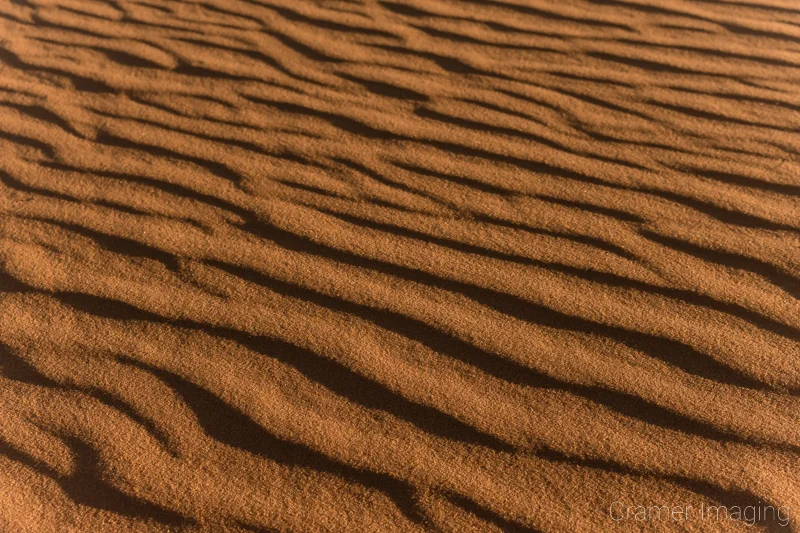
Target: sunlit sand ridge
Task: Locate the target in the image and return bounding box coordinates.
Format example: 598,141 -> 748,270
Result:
0,0 -> 799,531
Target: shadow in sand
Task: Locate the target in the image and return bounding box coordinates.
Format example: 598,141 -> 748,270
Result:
117,356 -> 430,526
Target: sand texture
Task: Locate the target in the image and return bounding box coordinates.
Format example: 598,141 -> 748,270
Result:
1,0 -> 799,531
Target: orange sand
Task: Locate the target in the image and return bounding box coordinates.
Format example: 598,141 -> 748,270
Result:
0,0 -> 799,531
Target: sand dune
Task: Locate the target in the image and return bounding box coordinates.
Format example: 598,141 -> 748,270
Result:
0,0 -> 798,531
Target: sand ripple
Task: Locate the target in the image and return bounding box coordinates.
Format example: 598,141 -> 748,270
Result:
0,0 -> 798,531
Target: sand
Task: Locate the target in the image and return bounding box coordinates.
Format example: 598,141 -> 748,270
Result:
0,0 -> 799,531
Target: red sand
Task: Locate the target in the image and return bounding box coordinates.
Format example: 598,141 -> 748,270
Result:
0,0 -> 799,531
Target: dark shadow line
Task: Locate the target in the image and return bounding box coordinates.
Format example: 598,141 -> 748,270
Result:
270,5 -> 397,38
0,129 -> 56,159
721,22 -> 800,47
30,13 -> 112,39
695,0 -> 800,16
317,208 -> 799,342
414,106 -> 571,149
368,44 -> 515,80
444,492 -> 543,533
39,162 -> 250,221
262,28 -> 345,64
410,23 -> 565,52
0,341 -> 179,474
1,101 -> 82,138
647,189 -> 800,235
390,159 -> 518,195
456,97 -> 550,126
0,47 -> 114,93
33,217 -> 181,272
204,260 -> 515,452
459,0 -> 633,30
616,37 -> 800,70
94,129 -> 244,184
171,36 -> 323,86
332,157 -> 452,208
0,430 -> 174,525
587,0 -> 716,23
237,217 -> 774,392
678,166 -> 800,197
645,99 -> 795,132
1,170 -> 210,234
667,84 -> 800,113
471,212 -> 639,260
531,194 -> 645,223
337,72 -> 429,101
90,107 -> 268,154
195,1 -> 265,26
226,221 -> 791,448
586,51 -> 723,76
56,434 -> 188,524
242,94 -> 400,140
116,356 -> 430,527
0,170 -> 73,202
640,230 -> 800,300
19,271 -> 797,453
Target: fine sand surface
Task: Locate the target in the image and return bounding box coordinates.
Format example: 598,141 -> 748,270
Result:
1,0 -> 799,531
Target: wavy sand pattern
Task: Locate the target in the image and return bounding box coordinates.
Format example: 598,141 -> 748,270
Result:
1,0 -> 799,531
